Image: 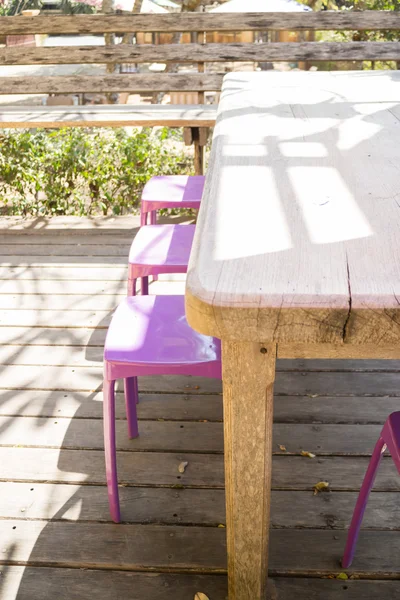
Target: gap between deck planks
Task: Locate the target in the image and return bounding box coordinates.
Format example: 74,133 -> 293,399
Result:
1,217 -> 400,599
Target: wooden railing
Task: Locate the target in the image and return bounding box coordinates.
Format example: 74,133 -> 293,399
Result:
0,12 -> 399,96
0,10 -> 399,173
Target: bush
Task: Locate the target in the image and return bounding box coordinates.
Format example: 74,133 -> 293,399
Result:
0,127 -> 192,216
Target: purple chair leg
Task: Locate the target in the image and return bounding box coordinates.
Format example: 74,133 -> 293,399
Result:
127,278 -> 136,297
141,276 -> 149,295
103,377 -> 121,523
140,210 -> 147,226
342,436 -> 386,568
124,376 -> 139,439
150,210 -> 159,281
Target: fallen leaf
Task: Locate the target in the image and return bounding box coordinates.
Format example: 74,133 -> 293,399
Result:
194,594 -> 210,600
301,450 -> 316,459
308,394 -> 319,398
278,445 -> 287,452
157,418 -> 165,422
178,461 -> 189,474
313,481 -> 330,495
218,524 -> 225,528
336,573 -> 348,580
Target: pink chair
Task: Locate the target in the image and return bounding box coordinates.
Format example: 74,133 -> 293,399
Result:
103,294 -> 221,523
140,175 -> 205,226
127,224 -> 195,296
342,412 -> 400,568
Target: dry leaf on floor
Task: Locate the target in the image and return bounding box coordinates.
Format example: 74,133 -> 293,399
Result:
178,461 -> 189,474
218,524 -> 225,528
308,394 -> 319,398
336,573 -> 348,580
278,445 -> 287,452
301,450 -> 316,459
194,594 -> 210,600
313,481 -> 330,495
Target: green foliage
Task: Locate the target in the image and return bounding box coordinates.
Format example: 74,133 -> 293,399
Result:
0,127 -> 192,216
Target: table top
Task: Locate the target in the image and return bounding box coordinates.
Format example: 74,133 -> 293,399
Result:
185,70 -> 400,345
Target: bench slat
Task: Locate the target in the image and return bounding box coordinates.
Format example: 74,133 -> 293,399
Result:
2,42 -> 400,66
0,105 -> 217,128
0,74 -> 223,95
0,12 -> 399,35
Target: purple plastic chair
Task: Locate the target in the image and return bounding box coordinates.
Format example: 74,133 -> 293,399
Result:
127,224 -> 195,296
103,294 -> 221,523
342,411 -> 400,568
140,175 -> 204,226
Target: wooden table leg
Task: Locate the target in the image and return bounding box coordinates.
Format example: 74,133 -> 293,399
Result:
222,341 -> 277,600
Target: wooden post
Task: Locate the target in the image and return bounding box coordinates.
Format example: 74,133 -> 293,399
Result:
184,126 -> 208,176
222,341 -> 277,600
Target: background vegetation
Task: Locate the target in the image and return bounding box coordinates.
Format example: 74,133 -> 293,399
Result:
0,127 -> 192,216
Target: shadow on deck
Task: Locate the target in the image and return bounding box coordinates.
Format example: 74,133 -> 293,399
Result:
0,216 -> 399,600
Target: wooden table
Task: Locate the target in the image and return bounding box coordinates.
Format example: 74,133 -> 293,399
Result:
185,70 -> 400,599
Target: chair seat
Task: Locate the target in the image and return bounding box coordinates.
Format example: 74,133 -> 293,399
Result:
128,224 -> 195,267
141,175 -> 204,210
104,295 -> 221,366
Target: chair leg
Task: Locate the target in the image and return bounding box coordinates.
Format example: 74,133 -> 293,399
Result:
141,276 -> 149,295
342,436 -> 386,568
150,210 -> 157,225
103,377 -> 121,523
127,278 -> 136,296
124,376 -> 139,439
140,210 -> 147,226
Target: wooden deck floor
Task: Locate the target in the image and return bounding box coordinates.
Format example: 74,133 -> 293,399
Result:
1,216 -> 400,600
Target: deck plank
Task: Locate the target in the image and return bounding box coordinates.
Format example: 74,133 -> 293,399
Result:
3,569 -> 400,600
2,388 -> 399,424
0,447 -> 398,491
0,483 -> 399,530
1,520 -> 400,576
0,414 -> 392,456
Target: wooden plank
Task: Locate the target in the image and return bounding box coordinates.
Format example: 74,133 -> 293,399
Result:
0,234 -> 134,245
0,215 -> 141,231
0,74 -> 224,95
0,293 -> 123,311
0,389 -> 223,420
1,482 -> 398,530
186,70 -> 400,345
3,569 -> 400,600
0,414 -> 388,456
1,447 -> 398,490
278,359 -> 400,372
0,447 -> 225,486
0,416 -> 224,453
273,395 -> 400,425
0,265 -> 128,281
0,568 -> 228,600
0,13 -> 399,35
3,42 -> 400,66
0,365 -> 222,394
0,309 -> 112,327
0,519 -> 227,572
0,279 -> 127,294
0,326 -> 106,346
0,482 -> 226,525
0,105 -> 217,129
4,364 -> 400,396
0,385 -> 395,425
0,256 -> 127,265
0,245 -> 130,256
279,343 -> 400,360
1,520 -> 400,575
